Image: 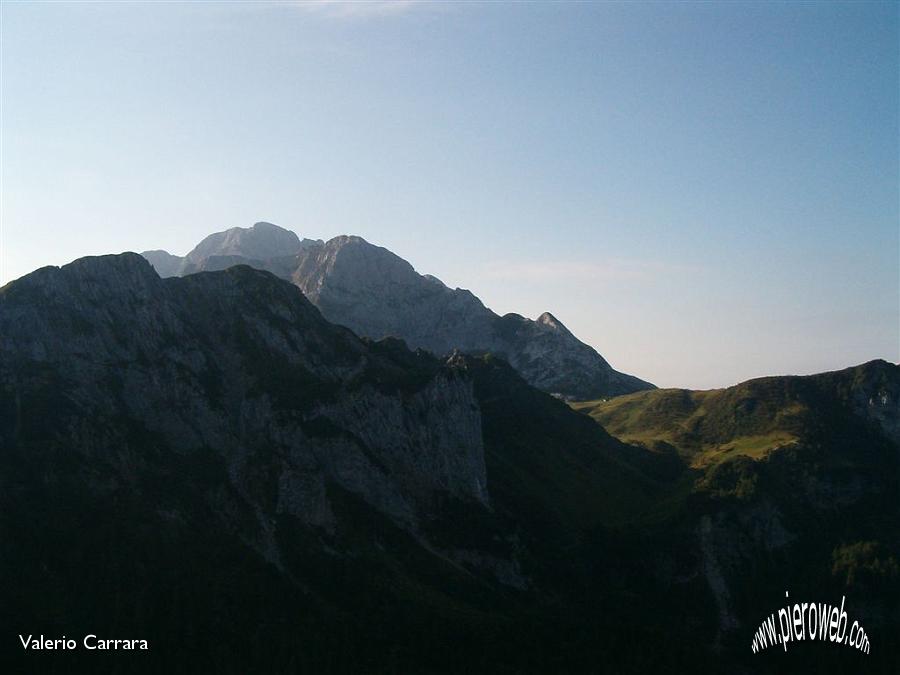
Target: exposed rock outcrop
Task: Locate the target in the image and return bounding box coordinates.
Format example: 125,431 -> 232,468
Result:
0,254 -> 489,546
142,223 -> 654,399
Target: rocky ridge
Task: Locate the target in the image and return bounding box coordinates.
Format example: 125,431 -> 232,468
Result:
141,222 -> 654,399
0,255 -> 489,546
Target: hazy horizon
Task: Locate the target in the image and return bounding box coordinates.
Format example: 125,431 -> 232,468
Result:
2,1 -> 897,389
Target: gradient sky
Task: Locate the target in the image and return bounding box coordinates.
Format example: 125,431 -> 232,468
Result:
2,1 -> 897,389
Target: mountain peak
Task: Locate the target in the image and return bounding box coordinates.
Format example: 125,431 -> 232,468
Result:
321,235 -> 418,280
537,311 -> 570,334
64,251 -> 158,278
2,253 -> 162,308
325,234 -> 383,253
41,252 -> 161,290
251,221 -> 284,232
141,225 -> 656,398
186,222 -> 302,263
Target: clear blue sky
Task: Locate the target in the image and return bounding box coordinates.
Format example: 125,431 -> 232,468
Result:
2,1 -> 897,389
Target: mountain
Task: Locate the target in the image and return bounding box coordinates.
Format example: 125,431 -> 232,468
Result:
0,254 -> 674,673
183,220 -> 308,263
141,222 -> 653,399
2,255 -> 897,673
143,222 -> 323,278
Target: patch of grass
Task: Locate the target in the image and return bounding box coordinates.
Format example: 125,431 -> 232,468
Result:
572,381 -> 810,467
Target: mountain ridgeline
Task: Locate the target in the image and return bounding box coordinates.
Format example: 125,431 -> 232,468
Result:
573,362 -> 900,466
1,253 -> 898,673
142,222 -> 654,400
0,254 -> 670,673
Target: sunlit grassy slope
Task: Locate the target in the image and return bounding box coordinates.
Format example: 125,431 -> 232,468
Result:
571,362 -> 895,468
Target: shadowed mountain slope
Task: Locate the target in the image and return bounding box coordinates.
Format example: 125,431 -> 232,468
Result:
2,256 -> 897,673
0,254 -> 672,674
572,361 -> 900,672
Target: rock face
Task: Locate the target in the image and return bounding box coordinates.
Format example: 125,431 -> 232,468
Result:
0,254 -> 488,540
0,253 -> 671,673
142,223 -> 654,399
185,221 -> 305,261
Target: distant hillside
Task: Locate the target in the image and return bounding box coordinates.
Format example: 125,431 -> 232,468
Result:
572,360 -> 900,672
572,360 -> 900,468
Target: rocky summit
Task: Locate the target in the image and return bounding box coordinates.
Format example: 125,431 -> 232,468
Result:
141,222 -> 654,399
